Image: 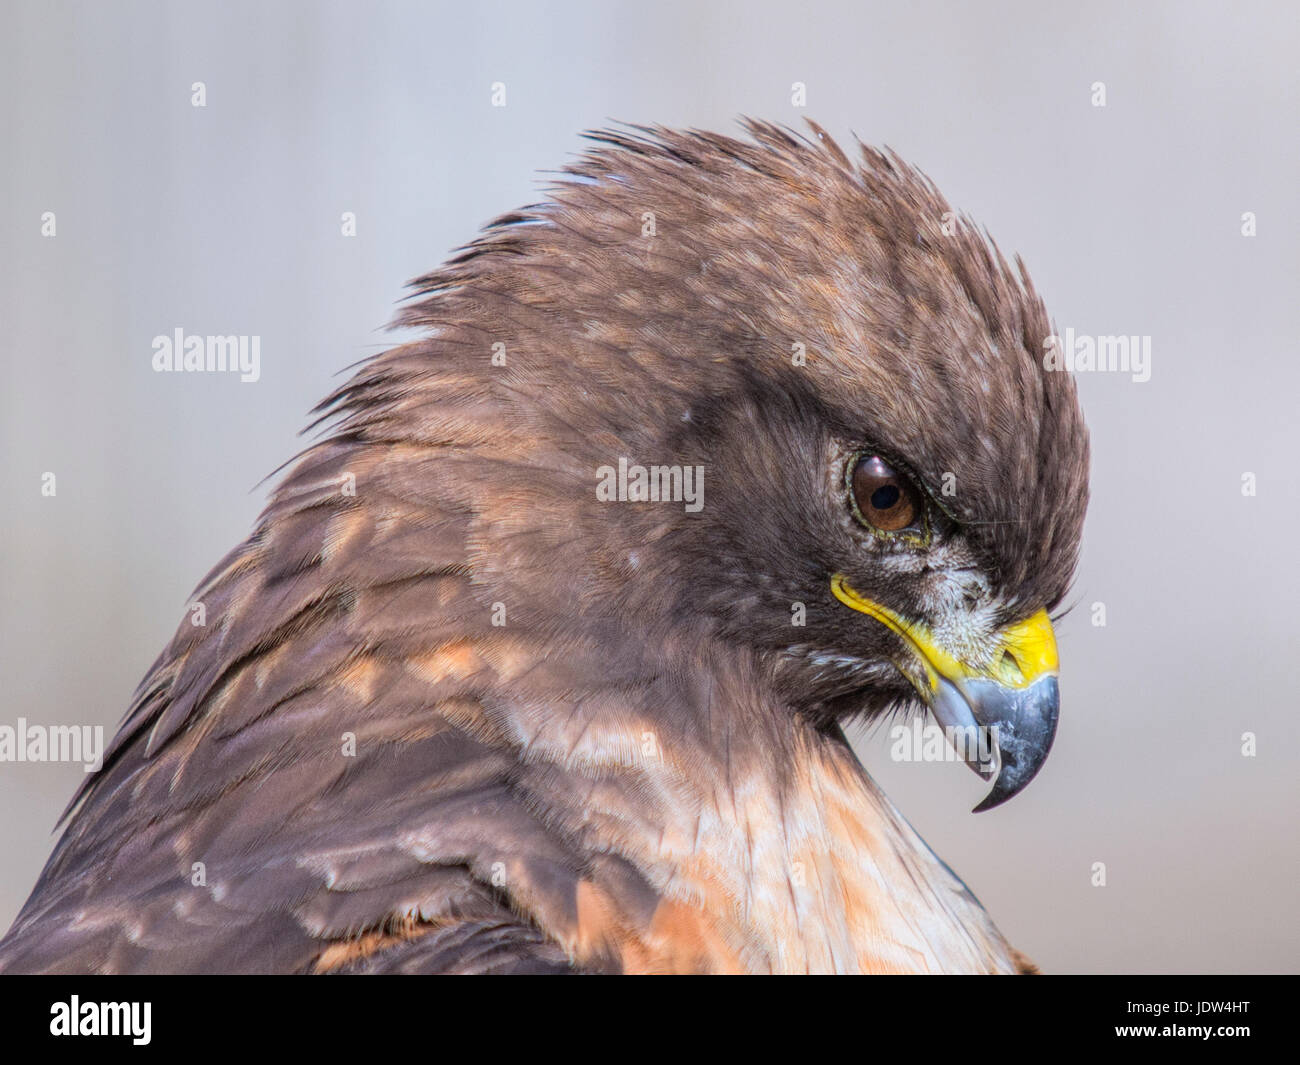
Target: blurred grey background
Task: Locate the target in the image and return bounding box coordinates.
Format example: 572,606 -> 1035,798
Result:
2,0 -> 1296,973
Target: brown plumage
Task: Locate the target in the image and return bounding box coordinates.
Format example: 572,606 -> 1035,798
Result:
0,120 -> 1088,974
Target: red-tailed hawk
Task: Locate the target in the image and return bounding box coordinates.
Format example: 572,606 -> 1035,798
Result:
0,121 -> 1088,974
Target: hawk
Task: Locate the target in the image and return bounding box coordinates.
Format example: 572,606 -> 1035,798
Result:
0,121 -> 1088,974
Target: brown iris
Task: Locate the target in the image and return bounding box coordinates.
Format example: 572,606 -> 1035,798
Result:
850,454 -> 924,534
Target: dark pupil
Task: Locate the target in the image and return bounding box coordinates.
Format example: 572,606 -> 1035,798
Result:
870,484 -> 900,511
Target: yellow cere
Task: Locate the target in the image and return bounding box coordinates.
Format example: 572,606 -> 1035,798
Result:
829,575 -> 1058,690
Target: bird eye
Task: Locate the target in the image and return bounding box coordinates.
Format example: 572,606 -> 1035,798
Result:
849,454 -> 925,535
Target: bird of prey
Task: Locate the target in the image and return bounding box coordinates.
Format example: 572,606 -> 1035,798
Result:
0,120 -> 1088,975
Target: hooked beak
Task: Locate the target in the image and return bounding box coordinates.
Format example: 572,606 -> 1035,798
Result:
830,574 -> 1060,812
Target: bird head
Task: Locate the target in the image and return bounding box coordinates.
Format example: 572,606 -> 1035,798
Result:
389,120 -> 1089,810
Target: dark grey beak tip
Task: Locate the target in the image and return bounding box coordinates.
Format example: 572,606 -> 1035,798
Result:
971,779 -> 1023,814
969,675 -> 1060,814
